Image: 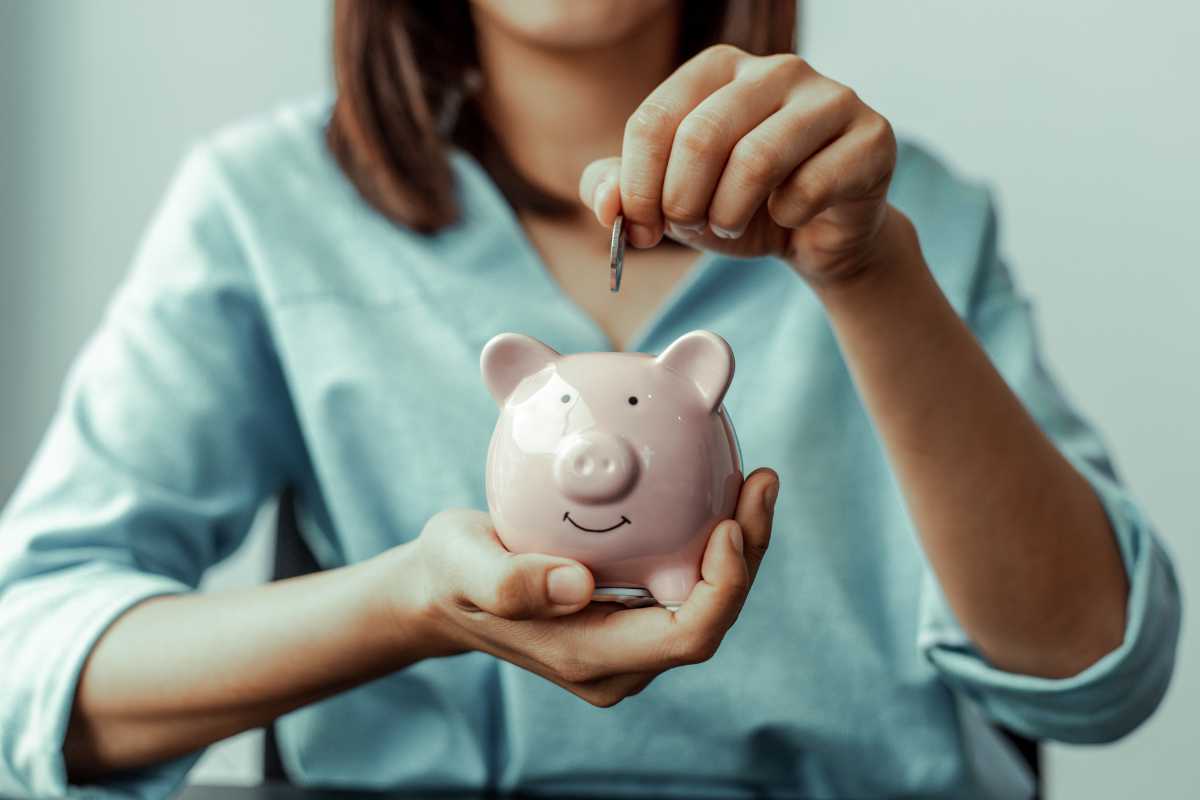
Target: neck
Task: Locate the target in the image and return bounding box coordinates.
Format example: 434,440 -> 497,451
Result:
474,10 -> 680,205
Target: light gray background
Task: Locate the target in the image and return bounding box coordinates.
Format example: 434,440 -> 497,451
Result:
1,1 -> 1196,796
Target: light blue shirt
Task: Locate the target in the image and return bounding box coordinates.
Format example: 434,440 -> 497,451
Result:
0,98 -> 1181,799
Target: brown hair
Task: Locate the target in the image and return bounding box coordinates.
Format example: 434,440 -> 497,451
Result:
327,1 -> 798,233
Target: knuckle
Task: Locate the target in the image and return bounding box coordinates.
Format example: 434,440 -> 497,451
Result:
763,53 -> 809,79
485,588 -> 521,620
425,508 -> 478,534
852,150 -> 894,197
786,173 -> 825,212
417,513 -> 447,543
866,113 -> 896,149
418,510 -> 490,569
674,112 -> 727,157
831,83 -> 860,110
488,567 -> 535,618
867,122 -> 898,180
621,185 -> 663,216
731,137 -> 783,186
626,101 -> 677,146
701,43 -> 744,67
847,170 -> 878,199
661,198 -> 704,225
423,509 -> 454,530
767,191 -> 800,227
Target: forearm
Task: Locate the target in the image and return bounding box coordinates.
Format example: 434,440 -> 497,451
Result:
813,208 -> 1128,678
64,544 -> 432,781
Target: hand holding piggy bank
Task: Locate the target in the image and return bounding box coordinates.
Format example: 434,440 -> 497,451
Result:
481,330 -> 743,609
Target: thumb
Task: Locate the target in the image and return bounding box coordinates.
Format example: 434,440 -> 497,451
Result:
426,512 -> 595,620
450,521 -> 595,619
472,554 -> 595,620
578,156 -> 622,227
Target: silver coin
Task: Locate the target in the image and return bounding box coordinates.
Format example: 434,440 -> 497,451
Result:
592,585 -> 656,608
609,214 -> 626,293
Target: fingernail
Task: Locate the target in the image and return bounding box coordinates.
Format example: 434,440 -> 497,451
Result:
710,223 -> 742,239
764,480 -> 779,514
665,221 -> 697,240
547,565 -> 590,605
628,223 -> 657,248
728,523 -> 744,555
591,179 -> 614,216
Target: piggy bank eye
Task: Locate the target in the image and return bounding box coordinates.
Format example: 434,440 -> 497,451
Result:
560,394 -> 571,404
627,396 -> 638,406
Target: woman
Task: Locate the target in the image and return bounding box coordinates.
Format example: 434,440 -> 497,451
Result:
0,1 -> 1180,798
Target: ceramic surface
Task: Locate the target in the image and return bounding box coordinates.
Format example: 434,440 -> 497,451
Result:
481,330 -> 743,607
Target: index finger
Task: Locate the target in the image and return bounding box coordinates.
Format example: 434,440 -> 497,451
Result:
619,45 -> 744,248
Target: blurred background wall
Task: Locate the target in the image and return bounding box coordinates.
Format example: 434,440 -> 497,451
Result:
0,0 -> 330,786
0,1 -> 1195,795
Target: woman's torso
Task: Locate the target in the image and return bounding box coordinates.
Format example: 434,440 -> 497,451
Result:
206,97 -> 1020,798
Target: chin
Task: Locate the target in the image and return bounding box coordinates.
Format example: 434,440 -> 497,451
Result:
470,0 -> 677,51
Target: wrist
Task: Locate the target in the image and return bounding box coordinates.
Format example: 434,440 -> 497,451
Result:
809,207 -> 928,311
356,542 -> 459,664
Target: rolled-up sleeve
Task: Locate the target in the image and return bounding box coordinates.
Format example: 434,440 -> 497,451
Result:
0,145 -> 302,797
917,197 -> 1183,745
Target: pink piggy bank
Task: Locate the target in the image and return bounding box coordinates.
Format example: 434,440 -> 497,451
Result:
481,330 -> 743,609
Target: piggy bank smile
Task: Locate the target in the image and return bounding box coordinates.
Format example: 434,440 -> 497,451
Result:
481,330 -> 743,609
563,511 -> 631,534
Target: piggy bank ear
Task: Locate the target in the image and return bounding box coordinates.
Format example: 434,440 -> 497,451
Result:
654,330 -> 734,412
480,333 -> 561,405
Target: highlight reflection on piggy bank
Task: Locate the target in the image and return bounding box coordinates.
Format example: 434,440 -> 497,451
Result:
481,330 -> 743,609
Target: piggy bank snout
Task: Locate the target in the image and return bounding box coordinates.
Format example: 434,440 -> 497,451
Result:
552,431 -> 639,503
